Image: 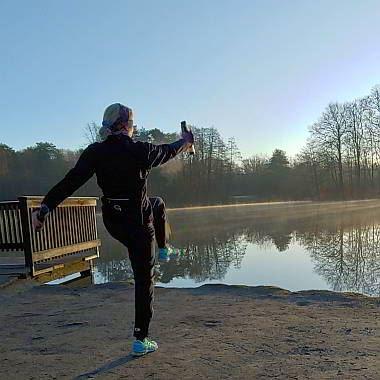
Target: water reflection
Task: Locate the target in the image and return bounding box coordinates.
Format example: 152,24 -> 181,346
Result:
299,224 -> 380,296
94,202 -> 380,296
156,235 -> 248,284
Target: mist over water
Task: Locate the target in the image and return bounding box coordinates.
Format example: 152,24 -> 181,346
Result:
94,200 -> 380,297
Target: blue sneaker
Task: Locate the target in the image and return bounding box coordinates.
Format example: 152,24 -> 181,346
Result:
158,246 -> 181,262
132,338 -> 158,357
158,247 -> 170,262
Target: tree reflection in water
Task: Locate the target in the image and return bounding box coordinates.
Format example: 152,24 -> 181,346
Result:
95,202 -> 380,296
156,234 -> 248,284
298,222 -> 380,295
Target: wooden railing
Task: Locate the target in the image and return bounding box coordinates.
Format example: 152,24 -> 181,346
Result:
0,196 -> 100,278
0,201 -> 24,251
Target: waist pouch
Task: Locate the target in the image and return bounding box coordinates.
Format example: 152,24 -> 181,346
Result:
101,197 -> 151,224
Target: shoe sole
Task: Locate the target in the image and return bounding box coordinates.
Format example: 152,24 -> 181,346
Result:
131,348 -> 157,357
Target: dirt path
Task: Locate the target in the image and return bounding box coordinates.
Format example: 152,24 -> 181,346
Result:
0,282 -> 379,379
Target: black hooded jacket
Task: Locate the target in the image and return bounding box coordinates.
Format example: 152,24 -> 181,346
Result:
42,134 -> 189,223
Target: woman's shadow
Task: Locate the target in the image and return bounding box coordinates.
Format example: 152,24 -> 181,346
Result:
73,354 -> 139,379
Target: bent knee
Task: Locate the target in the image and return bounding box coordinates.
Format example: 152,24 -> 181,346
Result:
151,197 -> 165,209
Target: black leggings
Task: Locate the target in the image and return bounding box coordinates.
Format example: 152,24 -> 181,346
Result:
102,196 -> 169,340
150,197 -> 170,249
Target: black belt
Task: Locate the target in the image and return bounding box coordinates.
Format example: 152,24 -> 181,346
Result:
102,197 -> 149,225
101,196 -> 142,212
102,197 -> 129,209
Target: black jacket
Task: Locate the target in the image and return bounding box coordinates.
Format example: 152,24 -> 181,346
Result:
42,134 -> 189,223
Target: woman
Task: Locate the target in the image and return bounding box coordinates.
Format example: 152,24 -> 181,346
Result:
33,103 -> 194,356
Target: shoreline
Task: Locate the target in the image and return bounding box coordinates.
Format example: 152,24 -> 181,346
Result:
1,282 -> 379,379
168,198 -> 380,211
93,198 -> 380,214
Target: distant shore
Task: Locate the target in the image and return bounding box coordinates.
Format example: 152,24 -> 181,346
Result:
92,198 -> 380,216
1,281 -> 379,379
167,198 -> 380,211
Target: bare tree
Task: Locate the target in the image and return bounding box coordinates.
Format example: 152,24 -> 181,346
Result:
84,122 -> 102,144
345,99 -> 367,193
310,103 -> 347,197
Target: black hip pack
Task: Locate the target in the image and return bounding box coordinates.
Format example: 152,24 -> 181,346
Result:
101,197 -> 139,214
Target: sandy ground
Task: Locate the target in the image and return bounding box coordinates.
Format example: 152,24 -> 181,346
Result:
0,281 -> 379,380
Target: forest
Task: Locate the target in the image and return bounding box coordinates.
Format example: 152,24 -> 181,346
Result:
1,85 -> 380,207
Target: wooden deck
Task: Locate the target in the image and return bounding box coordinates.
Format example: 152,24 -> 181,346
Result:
0,257 -> 26,274
0,196 -> 101,286
0,253 -> 95,285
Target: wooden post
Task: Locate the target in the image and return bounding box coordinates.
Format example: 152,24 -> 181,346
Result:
18,197 -> 34,277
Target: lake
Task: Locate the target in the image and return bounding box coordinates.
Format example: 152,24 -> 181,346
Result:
93,200 -> 380,297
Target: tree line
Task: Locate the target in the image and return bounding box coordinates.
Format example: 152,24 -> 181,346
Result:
1,85 -> 380,206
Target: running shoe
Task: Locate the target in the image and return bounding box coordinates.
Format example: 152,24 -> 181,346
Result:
132,338 -> 158,357
158,247 -> 170,262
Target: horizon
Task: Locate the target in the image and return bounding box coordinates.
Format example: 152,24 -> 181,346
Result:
2,0 -> 380,158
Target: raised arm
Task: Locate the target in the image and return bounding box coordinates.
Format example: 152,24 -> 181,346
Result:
142,129 -> 194,169
141,139 -> 188,169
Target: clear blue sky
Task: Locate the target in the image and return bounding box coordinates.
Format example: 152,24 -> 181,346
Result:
1,0 -> 380,158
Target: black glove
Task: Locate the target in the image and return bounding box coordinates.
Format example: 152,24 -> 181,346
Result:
32,204 -> 50,231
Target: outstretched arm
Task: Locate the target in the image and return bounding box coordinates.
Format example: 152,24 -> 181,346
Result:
142,129 -> 194,169
41,145 -> 97,210
33,145 -> 97,231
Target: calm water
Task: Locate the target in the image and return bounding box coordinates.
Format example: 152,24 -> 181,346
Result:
93,201 -> 380,296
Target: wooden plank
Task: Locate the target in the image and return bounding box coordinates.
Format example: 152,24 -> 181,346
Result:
11,208 -> 19,243
35,254 -> 94,273
61,207 -> 67,246
0,203 -> 23,248
28,208 -> 36,253
7,209 -> 15,243
0,212 -> 5,246
22,196 -> 98,208
17,209 -> 23,244
0,266 -> 27,276
73,207 -> 80,244
46,210 -> 55,249
32,239 -> 101,262
18,197 -> 34,277
35,249 -> 98,267
3,209 -> 10,244
44,208 -> 51,250
34,260 -> 91,283
12,208 -> 21,244
67,207 -> 73,246
83,254 -> 99,261
32,209 -> 41,253
53,209 -> 62,249
78,206 -> 84,243
84,207 -> 90,242
33,264 -> 64,276
0,256 -> 26,276
0,242 -> 24,250
0,256 -> 25,265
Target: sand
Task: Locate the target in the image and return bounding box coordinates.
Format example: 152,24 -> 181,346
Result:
0,281 -> 379,380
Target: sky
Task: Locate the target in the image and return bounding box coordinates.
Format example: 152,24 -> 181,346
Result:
1,0 -> 380,158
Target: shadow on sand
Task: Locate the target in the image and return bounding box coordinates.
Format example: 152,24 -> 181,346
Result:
73,354 -> 138,379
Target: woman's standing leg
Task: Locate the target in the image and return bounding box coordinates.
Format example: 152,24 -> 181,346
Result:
126,222 -> 156,340
102,210 -> 156,341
